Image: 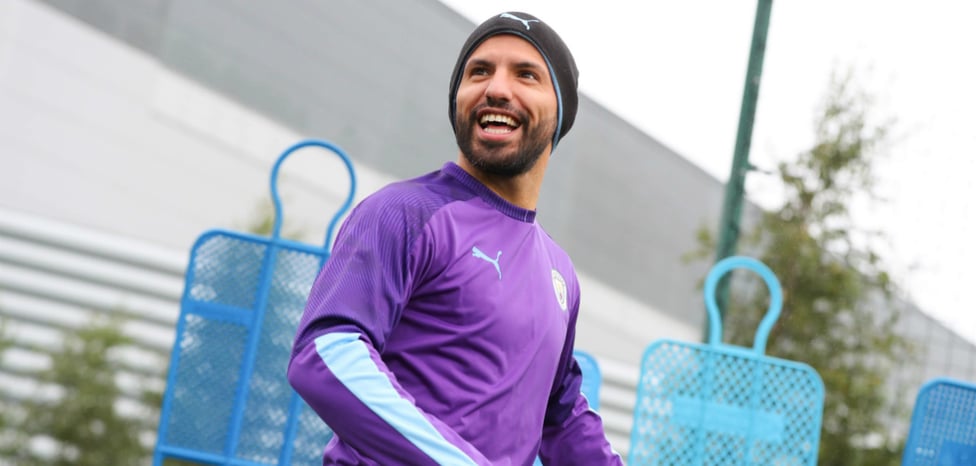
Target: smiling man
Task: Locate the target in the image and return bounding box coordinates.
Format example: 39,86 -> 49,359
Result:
288,11 -> 622,465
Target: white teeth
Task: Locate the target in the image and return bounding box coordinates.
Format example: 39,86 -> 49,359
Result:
479,113 -> 517,127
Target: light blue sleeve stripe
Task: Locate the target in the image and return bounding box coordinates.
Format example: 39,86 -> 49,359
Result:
314,332 -> 479,466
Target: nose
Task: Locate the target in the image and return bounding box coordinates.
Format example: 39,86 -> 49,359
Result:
484,72 -> 514,102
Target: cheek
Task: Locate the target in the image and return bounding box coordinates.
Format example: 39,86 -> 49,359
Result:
526,91 -> 557,121
455,86 -> 483,112
542,95 -> 558,119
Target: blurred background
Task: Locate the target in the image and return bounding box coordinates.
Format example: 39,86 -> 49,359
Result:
0,1 -> 973,464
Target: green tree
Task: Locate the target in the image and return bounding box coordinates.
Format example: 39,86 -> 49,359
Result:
0,318 -> 17,458
10,315 -> 155,466
691,71 -> 913,465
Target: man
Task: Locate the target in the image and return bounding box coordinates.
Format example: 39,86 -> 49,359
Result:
288,11 -> 622,465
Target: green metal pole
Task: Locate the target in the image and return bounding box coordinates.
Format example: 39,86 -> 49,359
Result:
711,0 -> 774,340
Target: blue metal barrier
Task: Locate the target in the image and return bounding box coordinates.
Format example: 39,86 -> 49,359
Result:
629,256 -> 825,465
903,377 -> 976,466
153,139 -> 356,466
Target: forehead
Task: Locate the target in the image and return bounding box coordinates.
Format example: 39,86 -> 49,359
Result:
466,34 -> 548,70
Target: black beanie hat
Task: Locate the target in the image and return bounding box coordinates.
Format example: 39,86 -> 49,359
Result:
448,12 -> 579,148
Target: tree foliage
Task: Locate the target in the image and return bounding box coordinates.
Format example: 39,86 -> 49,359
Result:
0,318 -> 16,458
7,315 -> 156,466
692,71 -> 913,465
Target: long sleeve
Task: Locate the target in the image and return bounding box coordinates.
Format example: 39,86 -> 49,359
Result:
537,368 -> 622,465
288,331 -> 490,465
538,283 -> 623,465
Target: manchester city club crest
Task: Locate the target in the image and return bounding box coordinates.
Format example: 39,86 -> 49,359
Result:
551,269 -> 567,311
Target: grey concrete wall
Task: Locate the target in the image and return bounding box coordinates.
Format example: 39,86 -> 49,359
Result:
36,0 -> 730,331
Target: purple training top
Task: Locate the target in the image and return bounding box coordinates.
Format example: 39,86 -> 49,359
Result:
288,162 -> 621,465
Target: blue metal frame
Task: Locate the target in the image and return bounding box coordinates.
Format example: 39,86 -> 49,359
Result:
628,256 -> 825,466
153,139 -> 356,466
903,377 -> 976,465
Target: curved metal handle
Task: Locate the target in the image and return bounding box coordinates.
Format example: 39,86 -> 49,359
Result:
704,256 -> 783,354
269,139 -> 357,250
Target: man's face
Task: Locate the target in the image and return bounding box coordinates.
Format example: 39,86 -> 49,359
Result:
454,34 -> 558,178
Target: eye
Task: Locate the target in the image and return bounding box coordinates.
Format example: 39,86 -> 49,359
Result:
518,70 -> 539,80
468,66 -> 489,77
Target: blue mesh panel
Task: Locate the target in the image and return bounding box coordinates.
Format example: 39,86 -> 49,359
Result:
903,378 -> 976,465
155,139 -> 355,466
165,314 -> 248,454
630,340 -> 823,466
189,235 -> 265,309
160,236 -> 336,465
237,249 -> 323,463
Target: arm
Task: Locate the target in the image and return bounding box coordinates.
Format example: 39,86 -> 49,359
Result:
287,192 -> 490,465
538,283 -> 623,465
288,328 -> 489,465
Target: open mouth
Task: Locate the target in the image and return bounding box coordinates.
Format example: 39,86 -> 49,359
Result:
479,113 -> 520,134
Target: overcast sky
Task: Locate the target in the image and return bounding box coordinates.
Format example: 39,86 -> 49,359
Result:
439,0 -> 976,342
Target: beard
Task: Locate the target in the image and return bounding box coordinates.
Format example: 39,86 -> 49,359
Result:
455,101 -> 556,178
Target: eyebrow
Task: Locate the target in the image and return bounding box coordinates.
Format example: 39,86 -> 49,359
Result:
466,58 -> 493,69
514,61 -> 546,73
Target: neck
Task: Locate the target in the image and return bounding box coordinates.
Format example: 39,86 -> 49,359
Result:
457,153 -> 550,211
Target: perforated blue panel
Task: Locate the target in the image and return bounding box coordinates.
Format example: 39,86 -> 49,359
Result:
156,232 -> 333,466
165,312 -> 248,454
154,139 -> 356,466
903,378 -> 976,466
629,340 -> 824,465
629,257 -> 825,466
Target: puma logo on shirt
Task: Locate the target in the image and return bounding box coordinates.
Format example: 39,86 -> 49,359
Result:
472,246 -> 502,280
